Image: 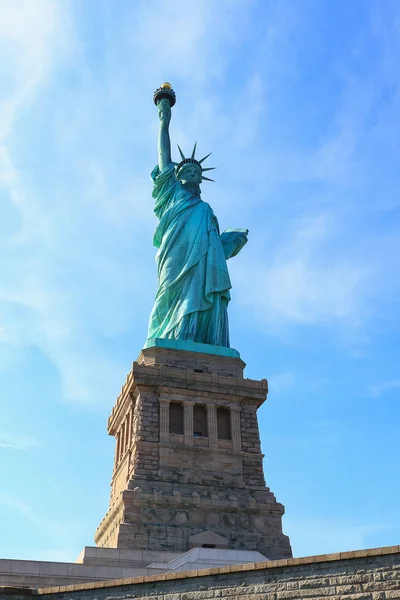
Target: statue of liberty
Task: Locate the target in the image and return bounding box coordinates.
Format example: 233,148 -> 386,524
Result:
146,83 -> 248,349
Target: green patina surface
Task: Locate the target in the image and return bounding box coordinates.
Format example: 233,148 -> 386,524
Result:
146,84 -> 248,351
144,337 -> 240,358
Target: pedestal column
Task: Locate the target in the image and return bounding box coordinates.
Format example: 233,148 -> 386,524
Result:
125,411 -> 131,449
207,403 -> 218,448
116,432 -> 121,462
231,405 -> 242,451
160,398 -> 170,443
184,401 -> 193,445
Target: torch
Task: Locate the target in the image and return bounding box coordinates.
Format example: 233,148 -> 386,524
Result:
153,82 -> 176,107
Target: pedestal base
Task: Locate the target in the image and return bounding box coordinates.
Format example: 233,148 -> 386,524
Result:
94,346 -> 292,560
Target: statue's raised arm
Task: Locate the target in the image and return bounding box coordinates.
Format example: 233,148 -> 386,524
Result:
157,99 -> 172,172
153,83 -> 176,172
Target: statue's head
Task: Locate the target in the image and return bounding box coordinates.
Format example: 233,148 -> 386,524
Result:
177,163 -> 202,186
175,143 -> 216,186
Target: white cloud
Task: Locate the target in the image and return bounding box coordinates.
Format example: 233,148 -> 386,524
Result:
0,1 -> 63,135
234,213 -> 369,331
0,1 -> 133,405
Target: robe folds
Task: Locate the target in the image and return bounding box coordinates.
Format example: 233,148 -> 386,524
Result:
146,163 -> 231,347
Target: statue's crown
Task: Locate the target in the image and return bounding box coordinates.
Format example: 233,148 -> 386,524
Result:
175,143 -> 216,182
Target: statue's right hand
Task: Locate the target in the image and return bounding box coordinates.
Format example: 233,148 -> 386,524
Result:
158,98 -> 171,126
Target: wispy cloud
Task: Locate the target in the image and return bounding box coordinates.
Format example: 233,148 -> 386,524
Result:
0,1 -> 132,405
370,379 -> 400,398
0,493 -> 81,539
0,0 -> 71,135
234,213 -> 369,333
230,3 -> 400,347
0,433 -> 38,452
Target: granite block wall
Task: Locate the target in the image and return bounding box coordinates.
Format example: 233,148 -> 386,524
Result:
2,546 -> 399,600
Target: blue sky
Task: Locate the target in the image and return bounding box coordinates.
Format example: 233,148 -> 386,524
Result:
0,0 -> 399,562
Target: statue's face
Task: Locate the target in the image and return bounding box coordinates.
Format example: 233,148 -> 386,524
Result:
178,164 -> 202,186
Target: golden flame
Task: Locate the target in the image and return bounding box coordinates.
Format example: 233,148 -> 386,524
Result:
161,82 -> 172,89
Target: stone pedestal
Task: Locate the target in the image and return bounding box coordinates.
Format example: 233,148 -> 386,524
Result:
94,344 -> 292,560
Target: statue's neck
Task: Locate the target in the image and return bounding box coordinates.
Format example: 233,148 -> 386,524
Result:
182,183 -> 200,197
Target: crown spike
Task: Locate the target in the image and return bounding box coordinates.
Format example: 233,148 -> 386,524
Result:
201,167 -> 217,172
191,142 -> 197,159
202,176 -> 215,182
177,144 -> 186,161
199,152 -> 212,164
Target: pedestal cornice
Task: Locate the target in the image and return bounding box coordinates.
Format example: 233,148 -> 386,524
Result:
108,348 -> 268,434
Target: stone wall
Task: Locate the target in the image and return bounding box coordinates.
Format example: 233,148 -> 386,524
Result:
2,546 -> 399,600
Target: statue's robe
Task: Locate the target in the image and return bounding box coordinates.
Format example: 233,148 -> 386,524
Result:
147,163 -> 231,347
